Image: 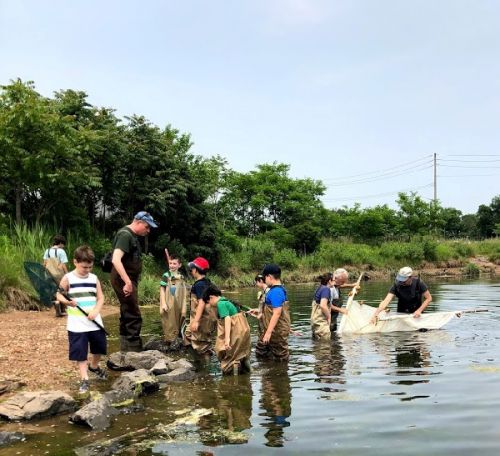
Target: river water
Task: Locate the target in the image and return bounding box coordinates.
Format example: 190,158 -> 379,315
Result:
1,279 -> 499,455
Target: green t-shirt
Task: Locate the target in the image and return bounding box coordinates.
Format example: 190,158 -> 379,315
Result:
217,297 -> 238,319
113,227 -> 141,258
160,270 -> 183,295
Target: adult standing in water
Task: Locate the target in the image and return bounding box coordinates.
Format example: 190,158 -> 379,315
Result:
311,272 -> 336,340
371,266 -> 432,322
330,268 -> 357,332
111,211 -> 158,352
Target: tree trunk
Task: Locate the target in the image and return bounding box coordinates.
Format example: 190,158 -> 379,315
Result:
15,185 -> 22,225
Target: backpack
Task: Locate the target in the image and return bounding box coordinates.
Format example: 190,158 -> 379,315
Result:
45,248 -> 64,282
100,251 -> 113,273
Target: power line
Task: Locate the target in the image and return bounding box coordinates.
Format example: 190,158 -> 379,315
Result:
321,155 -> 432,182
443,154 -> 500,157
439,165 -> 500,169
439,174 -> 498,178
323,183 -> 433,202
324,163 -> 433,187
438,158 -> 500,163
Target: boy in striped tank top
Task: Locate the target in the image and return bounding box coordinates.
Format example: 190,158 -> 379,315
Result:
57,245 -> 107,394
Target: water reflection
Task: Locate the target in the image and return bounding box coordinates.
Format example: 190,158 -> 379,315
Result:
312,335 -> 346,394
259,364 -> 292,447
216,374 -> 253,432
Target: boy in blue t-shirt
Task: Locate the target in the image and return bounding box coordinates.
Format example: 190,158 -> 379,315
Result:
254,264 -> 291,361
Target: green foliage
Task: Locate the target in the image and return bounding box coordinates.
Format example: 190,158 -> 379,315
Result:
463,262 -> 480,277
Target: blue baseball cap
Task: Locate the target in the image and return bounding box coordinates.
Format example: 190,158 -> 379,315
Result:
134,211 -> 158,228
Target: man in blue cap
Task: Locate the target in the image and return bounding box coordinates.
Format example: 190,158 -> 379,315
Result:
111,211 -> 158,352
372,266 -> 432,322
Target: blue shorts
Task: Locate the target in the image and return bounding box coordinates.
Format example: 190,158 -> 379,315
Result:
68,330 -> 107,362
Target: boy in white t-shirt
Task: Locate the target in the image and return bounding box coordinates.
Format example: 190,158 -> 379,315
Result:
57,245 -> 107,394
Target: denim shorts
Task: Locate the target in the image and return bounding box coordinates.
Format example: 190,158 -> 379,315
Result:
68,330 -> 107,361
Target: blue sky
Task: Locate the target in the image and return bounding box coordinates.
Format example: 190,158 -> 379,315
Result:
1,0 -> 499,213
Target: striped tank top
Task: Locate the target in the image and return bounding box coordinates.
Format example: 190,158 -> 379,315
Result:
65,271 -> 104,333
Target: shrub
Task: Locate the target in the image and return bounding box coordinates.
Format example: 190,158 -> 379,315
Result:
463,262 -> 480,277
273,248 -> 299,269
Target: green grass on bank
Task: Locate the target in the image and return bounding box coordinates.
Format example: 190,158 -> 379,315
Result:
1,223 -> 499,311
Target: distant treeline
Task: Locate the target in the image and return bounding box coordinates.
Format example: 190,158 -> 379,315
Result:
1,79 -> 499,272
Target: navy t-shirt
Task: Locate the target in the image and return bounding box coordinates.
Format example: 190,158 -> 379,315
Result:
314,285 -> 331,304
389,278 -> 428,313
191,277 -> 211,300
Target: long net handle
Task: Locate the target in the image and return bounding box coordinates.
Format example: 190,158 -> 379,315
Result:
345,272 -> 364,313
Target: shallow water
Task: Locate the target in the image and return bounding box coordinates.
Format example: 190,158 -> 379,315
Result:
1,279 -> 499,455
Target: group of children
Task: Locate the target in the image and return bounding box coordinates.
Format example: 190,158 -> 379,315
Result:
47,235 -> 291,393
161,257 -> 291,375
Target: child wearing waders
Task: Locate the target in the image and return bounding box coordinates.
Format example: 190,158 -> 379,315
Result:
183,257 -> 215,356
247,274 -> 268,335
202,284 -> 251,375
159,254 -> 187,347
56,245 -> 107,394
311,272 -> 335,341
255,264 -> 291,361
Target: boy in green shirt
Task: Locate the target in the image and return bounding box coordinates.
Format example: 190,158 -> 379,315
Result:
202,284 -> 251,375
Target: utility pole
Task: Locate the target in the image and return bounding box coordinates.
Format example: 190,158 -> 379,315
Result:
433,153 -> 437,203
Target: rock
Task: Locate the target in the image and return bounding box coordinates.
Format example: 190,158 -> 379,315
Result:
0,378 -> 27,396
0,391 -> 76,421
111,369 -> 159,396
144,337 -> 185,353
107,350 -> 172,371
0,431 -> 25,446
167,358 -> 195,372
156,367 -> 196,383
149,359 -> 168,376
69,394 -> 119,431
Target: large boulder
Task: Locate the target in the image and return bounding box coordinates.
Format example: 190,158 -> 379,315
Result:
69,394 -> 119,431
111,369 -> 159,396
107,350 -> 172,371
0,391 -> 76,421
156,367 -> 196,383
70,390 -> 142,432
167,359 -> 195,372
149,359 -> 169,376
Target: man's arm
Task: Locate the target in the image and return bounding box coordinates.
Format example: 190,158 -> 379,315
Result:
413,290 -> 432,318
112,249 -> 133,296
371,292 -> 395,323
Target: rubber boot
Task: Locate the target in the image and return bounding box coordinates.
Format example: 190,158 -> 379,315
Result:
120,336 -> 129,352
54,302 -> 63,318
120,336 -> 143,352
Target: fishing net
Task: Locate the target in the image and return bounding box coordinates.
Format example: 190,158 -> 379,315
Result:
338,300 -> 457,335
23,261 -> 58,307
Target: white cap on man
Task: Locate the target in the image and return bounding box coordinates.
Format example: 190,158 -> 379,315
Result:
396,266 -> 413,282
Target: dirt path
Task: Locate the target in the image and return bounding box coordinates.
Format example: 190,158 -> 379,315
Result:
0,306 -> 119,396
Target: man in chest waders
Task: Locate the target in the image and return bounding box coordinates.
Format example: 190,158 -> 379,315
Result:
183,257 -> 215,356
255,264 -> 291,362
372,266 -> 432,322
111,211 -> 158,352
